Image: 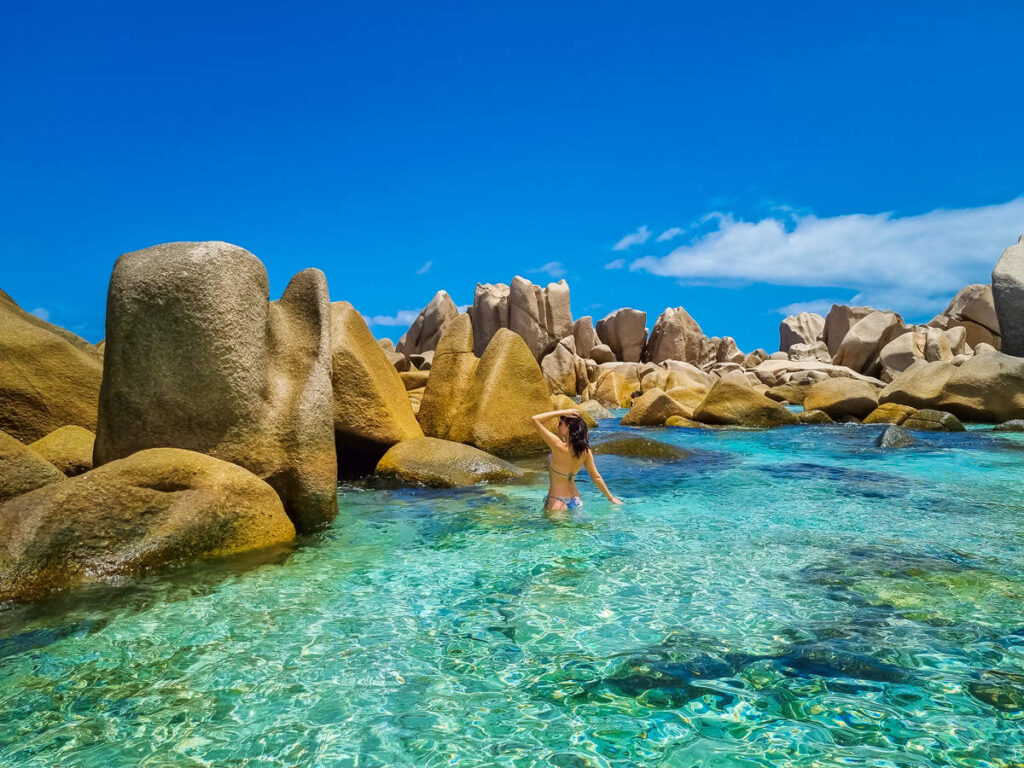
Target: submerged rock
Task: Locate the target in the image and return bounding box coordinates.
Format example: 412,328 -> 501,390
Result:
94,242 -> 337,534
28,425 -> 95,476
0,448 -> 295,605
875,425 -> 916,448
374,437 -> 526,487
592,436 -> 691,460
693,379 -> 799,428
901,409 -> 966,432
0,431 -> 65,503
0,290 -> 103,443
797,409 -> 834,425
992,419 -> 1024,432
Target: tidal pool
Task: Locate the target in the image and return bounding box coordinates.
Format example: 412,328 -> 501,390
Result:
2,417 -> 1024,767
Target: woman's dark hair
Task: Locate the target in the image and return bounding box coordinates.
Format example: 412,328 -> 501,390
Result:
559,415 -> 590,457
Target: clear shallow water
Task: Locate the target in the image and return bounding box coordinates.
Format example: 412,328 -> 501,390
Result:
2,418 -> 1024,767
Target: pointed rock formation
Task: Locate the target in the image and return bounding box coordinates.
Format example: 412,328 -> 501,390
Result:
823,305 -> 875,357
779,312 -> 825,352
929,284 -> 1000,349
396,290 -> 459,355
596,308 -> 647,363
992,235 -> 1024,356
644,307 -> 704,364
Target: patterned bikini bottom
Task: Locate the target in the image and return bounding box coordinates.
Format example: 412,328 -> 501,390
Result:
545,495 -> 583,510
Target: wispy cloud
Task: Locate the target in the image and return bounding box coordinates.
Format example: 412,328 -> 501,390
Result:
604,258 -> 626,270
630,197 -> 1024,316
656,227 -> 685,242
364,309 -> 420,327
612,225 -> 651,251
416,260 -> 432,275
30,307 -> 50,321
775,299 -> 843,317
530,261 -> 567,279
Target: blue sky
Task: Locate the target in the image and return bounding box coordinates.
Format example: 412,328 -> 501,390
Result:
2,1 -> 1023,353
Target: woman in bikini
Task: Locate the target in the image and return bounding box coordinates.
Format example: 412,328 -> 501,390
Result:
531,408 -> 622,512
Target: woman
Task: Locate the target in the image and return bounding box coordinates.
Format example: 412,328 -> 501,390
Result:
531,408 -> 622,512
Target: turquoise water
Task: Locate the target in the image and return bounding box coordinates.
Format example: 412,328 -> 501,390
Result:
3,417 -> 1024,767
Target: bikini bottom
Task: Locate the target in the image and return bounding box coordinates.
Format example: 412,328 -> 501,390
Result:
545,495 -> 583,510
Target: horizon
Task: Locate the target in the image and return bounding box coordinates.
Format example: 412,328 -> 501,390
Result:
3,1 -> 1024,352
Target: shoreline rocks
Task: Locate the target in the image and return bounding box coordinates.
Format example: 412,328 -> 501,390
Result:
374,437 -> 526,487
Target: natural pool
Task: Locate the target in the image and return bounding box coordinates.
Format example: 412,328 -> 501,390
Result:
2,417 -> 1024,767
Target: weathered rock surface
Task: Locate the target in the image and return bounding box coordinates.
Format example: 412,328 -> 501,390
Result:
876,425 -> 916,448
396,290 -> 459,355
823,305 -> 876,357
467,278 -> 572,359
665,415 -> 710,428
468,282 -> 510,356
0,448 -> 295,605
374,437 -> 525,487
573,316 -> 599,358
400,370 -> 430,391
803,378 -> 880,419
798,409 -> 834,424
692,379 -> 799,427
596,308 -> 647,363
331,301 -> 425,476
779,312 -> 825,352
992,419 -> 1024,432
901,409 -> 966,432
0,290 -> 103,443
589,343 -> 616,364
29,425 -> 95,476
541,336 -> 587,396
0,431 -> 66,503
879,351 -> 1024,423
93,241 -> 337,533
992,235 -> 1024,356
592,436 -> 690,460
833,311 -> 909,376
590,370 -> 634,409
929,284 -> 1000,349
578,399 -> 613,421
878,326 -> 968,382
644,307 -> 704,364
788,341 -> 831,363
620,388 -> 689,426
862,403 -> 917,425
417,314 -> 479,439
766,383 -> 809,405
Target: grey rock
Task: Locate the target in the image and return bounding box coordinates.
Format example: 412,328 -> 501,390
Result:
992,235 -> 1024,356
876,425 -> 916,448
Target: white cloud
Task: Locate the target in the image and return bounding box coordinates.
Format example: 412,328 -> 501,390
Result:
416,260 -> 432,275
612,225 -> 651,251
530,261 -> 567,279
775,299 -> 843,317
604,258 -> 626,270
364,309 -> 420,327
30,307 -> 50,321
630,198 -> 1024,317
656,226 -> 685,242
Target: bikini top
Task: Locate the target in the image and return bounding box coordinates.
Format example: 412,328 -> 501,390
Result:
548,458 -> 579,483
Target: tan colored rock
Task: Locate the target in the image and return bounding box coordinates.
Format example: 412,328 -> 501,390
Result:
879,350 -> 1024,422
0,290 -> 103,443
823,304 -> 875,357
375,437 -> 526,488
620,388 -> 689,426
409,351 -> 434,370
929,284 -> 1000,349
665,415 -> 710,428
591,370 -> 634,409
798,409 -> 834,424
803,378 -> 880,419
541,336 -> 581,395
862,403 -> 917,425
779,312 -> 825,352
788,341 -> 831,363
644,307 -> 704,364
400,370 -> 430,390
832,311 -> 909,376
417,314 -> 479,440
902,409 -> 966,432
577,399 -> 613,421
573,316 -> 599,358
0,448 -> 295,605
766,383 -> 809,405
744,349 -> 768,368
0,430 -> 65,503
93,242 -> 337,533
378,337 -> 396,352
596,308 -> 647,363
29,425 -> 95,476
331,302 -> 425,475
396,290 -> 459,355
508,276 -> 573,359
992,236 -> 1024,356
550,394 -> 598,428
589,343 -> 616,363
692,379 -> 799,427
879,326 -> 968,382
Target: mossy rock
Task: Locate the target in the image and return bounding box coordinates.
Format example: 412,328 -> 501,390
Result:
863,403 -> 917,425
375,437 -> 526,488
902,408 -> 966,432
797,409 -> 834,424
592,437 -> 691,460
665,415 -> 710,429
875,425 -> 916,448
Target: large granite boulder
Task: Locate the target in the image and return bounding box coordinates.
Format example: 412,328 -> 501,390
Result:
929,284 -> 1000,349
902,409 -> 966,432
0,430 -> 65,503
0,448 -> 295,605
541,336 -> 587,396
779,312 -> 825,352
589,343 -> 616,364
592,436 -> 691,460
992,235 -> 1024,356
878,326 -> 968,381
596,308 -> 647,363
590,370 -> 635,409
803,378 -> 880,419
693,379 -> 799,427
832,311 -> 909,376
93,241 -> 337,533
862,403 -> 917,425
644,307 -> 704,364
0,290 -> 103,443
467,277 -> 572,359
823,304 -> 875,357
375,437 -> 525,487
331,301 -> 425,476
876,425 -> 916,448
788,341 -> 831,363
620,388 -> 690,426
419,320 -> 550,456
396,290 -> 459,355
468,282 -> 510,355
879,350 -> 1024,422
573,316 -> 599,358
29,425 -> 95,476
